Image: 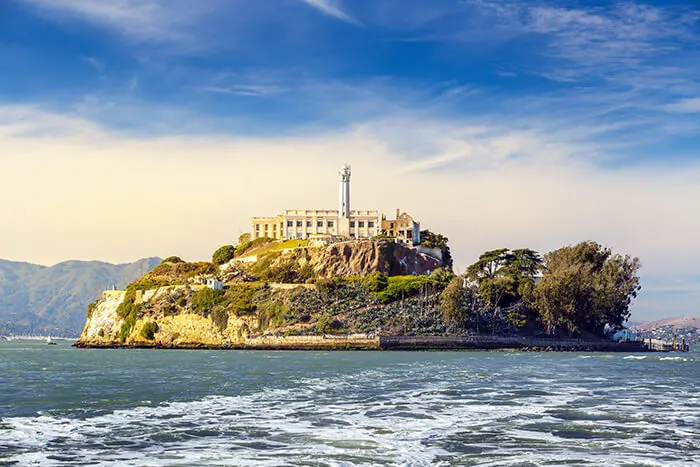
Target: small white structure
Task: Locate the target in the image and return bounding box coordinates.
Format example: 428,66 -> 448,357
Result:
206,278 -> 224,291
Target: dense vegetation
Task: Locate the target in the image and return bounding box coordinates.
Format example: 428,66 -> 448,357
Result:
442,241 -> 641,337
420,230 -> 453,270
212,245 -> 235,265
103,238 -> 639,343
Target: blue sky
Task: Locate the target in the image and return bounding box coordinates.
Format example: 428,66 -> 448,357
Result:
1,0 -> 699,320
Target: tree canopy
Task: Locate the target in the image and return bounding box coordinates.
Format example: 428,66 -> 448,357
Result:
466,248 -> 543,311
420,230 -> 453,270
212,245 -> 235,265
533,241 -> 640,337
445,241 -> 640,337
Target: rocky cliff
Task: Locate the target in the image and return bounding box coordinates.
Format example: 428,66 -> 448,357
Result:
75,239 -> 453,348
236,239 -> 442,283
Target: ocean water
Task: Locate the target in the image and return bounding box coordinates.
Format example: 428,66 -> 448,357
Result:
0,341 -> 698,466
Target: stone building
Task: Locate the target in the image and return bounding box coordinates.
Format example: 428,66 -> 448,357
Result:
381,209 -> 421,245
251,165 -> 418,243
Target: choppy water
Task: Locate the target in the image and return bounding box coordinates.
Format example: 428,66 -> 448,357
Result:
0,341 -> 698,466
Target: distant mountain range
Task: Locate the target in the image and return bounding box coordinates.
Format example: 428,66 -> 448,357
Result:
631,316 -> 700,348
0,258 -> 161,337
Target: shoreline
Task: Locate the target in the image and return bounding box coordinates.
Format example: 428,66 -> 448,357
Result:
73,335 -> 684,352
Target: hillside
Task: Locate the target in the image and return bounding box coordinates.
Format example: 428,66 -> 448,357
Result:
74,239 -> 656,350
631,316 -> 700,348
0,258 -> 161,337
76,240 -> 453,348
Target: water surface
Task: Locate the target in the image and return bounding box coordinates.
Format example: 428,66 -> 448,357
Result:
1,341 -> 698,466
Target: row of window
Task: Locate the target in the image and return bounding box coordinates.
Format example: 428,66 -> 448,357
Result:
350,221 -> 374,228
287,220 -> 335,228
255,223 -> 284,232
284,220 -> 375,228
256,219 -> 378,231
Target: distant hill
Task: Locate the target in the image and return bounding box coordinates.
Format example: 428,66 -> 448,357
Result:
633,316 -> 700,331
0,258 -> 161,337
631,316 -> 700,348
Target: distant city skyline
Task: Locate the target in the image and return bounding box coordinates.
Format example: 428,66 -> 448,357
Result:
1,0 -> 699,320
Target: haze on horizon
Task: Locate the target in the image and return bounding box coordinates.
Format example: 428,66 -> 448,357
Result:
1,0 -> 699,321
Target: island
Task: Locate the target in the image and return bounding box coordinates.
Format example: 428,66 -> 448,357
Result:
74,235 -> 671,351
74,165 -> 684,352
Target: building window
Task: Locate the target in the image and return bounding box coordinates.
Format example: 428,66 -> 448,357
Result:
390,222 -> 395,228
368,221 -> 374,228
307,220 -> 312,227
358,221 -> 365,228
287,220 -> 293,227
297,220 -> 303,227
264,225 -> 268,231
280,222 -> 284,230
327,221 -> 334,228
350,221 -> 355,227
317,221 -> 323,228
255,224 -> 260,231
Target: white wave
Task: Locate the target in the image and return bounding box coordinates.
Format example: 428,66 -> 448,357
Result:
2,356 -> 699,466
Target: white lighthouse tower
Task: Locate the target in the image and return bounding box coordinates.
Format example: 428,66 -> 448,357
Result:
338,164 -> 351,235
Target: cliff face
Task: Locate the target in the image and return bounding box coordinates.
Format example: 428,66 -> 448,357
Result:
79,286 -> 258,347
237,240 -> 442,281
75,239 -> 450,349
309,241 -> 441,277
76,281 -> 447,349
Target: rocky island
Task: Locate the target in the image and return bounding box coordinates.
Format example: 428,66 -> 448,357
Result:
75,165 -> 661,352
75,235 -> 656,351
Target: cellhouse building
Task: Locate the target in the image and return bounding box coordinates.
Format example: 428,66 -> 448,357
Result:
250,165 -> 421,245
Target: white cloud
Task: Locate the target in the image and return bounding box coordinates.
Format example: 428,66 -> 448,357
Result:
302,0 -> 357,24
20,0 -> 213,45
665,97 -> 700,114
202,84 -> 288,97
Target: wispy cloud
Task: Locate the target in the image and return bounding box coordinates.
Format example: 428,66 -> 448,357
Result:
665,97 -> 700,114
82,56 -> 105,73
2,104 -> 700,321
202,84 -> 288,97
20,0 -> 213,45
302,0 -> 357,24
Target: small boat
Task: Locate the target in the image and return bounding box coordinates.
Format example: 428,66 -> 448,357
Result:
47,335 -> 57,345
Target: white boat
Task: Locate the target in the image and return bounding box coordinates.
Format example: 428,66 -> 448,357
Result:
47,335 -> 57,345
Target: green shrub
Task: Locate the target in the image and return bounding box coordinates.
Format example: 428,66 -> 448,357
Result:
116,289 -> 141,319
316,314 -> 342,334
212,245 -> 235,265
377,275 -> 432,303
430,267 -> 455,289
257,301 -> 288,330
235,237 -> 274,257
141,321 -> 159,340
191,288 -> 226,315
238,233 -> 251,244
131,277 -> 172,291
161,256 -> 184,264
119,312 -> 137,343
87,299 -> 99,318
211,309 -> 229,333
363,272 -> 388,292
224,285 -> 260,316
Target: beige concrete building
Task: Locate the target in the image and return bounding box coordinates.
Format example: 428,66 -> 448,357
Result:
251,165 -> 417,243
251,209 -> 381,241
